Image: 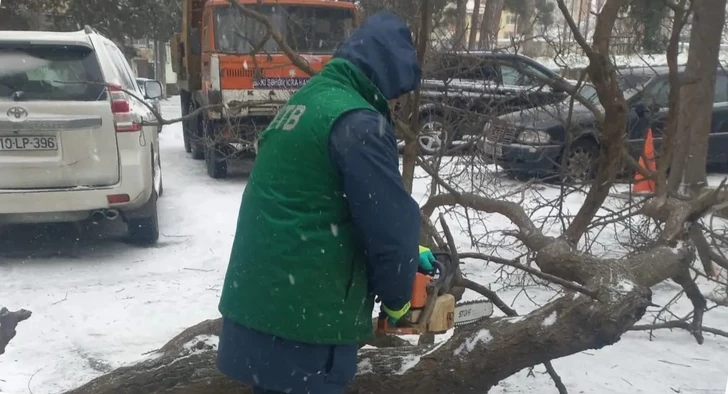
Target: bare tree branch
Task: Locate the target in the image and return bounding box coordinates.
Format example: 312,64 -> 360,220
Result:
460,252 -> 599,298
0,307 -> 32,355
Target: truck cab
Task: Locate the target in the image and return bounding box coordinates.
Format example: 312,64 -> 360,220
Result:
172,0 -> 358,179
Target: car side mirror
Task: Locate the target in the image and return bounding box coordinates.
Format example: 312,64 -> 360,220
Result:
144,80 -> 163,100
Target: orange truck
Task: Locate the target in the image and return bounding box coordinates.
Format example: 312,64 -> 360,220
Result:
171,0 -> 358,178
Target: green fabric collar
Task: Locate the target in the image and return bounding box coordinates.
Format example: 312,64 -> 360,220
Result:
319,58 -> 392,123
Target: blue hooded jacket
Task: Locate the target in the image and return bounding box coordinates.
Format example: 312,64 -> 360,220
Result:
329,11 -> 422,312
217,12 -> 422,394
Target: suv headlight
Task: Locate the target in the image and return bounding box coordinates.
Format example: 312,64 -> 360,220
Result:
516,129 -> 551,145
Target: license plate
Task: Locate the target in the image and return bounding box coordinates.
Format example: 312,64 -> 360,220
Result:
0,136 -> 58,151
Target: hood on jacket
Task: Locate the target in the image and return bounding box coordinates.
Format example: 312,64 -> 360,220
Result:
333,12 -> 421,100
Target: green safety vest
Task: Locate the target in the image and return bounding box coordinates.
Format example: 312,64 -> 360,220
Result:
218,58 -> 392,344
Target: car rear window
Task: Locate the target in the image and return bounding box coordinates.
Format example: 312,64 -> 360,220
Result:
0,44 -> 107,101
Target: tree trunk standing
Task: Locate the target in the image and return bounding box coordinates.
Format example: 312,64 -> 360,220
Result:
479,0 -> 505,49
468,0 -> 483,50
401,0 -> 432,194
518,0 -> 538,56
654,0 -> 688,196
157,40 -> 168,99
668,0 -> 727,194
454,0 -> 468,49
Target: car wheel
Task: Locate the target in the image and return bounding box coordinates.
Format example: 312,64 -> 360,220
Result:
563,138 -> 599,183
127,190 -> 159,245
419,115 -> 449,155
204,120 -> 228,179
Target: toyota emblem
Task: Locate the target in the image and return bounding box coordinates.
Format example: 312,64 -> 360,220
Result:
6,107 -> 28,121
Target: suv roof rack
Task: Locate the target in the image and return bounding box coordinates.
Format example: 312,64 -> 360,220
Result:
83,25 -> 97,34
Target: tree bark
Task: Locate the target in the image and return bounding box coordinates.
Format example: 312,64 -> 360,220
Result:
654,0 -> 688,196
479,0 -> 505,49
468,0 -> 483,50
454,0 -> 468,49
667,0 -> 727,194
401,0 -> 431,194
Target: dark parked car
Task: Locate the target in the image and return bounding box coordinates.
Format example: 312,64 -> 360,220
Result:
401,51 -> 571,154
481,65 -> 728,180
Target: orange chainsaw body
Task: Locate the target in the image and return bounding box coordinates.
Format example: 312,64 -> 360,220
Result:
376,271 -> 455,336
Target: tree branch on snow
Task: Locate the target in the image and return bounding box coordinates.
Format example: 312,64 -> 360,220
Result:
671,271 -> 707,344
630,320 -> 728,339
62,275 -> 662,394
0,307 -> 32,355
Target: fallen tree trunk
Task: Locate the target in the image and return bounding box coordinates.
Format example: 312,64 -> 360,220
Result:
65,238 -> 692,394
64,294 -> 648,394
0,307 -> 32,355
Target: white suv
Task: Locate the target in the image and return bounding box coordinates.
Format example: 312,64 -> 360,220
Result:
0,27 -> 164,244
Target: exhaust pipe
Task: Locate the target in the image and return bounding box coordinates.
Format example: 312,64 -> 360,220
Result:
105,209 -> 120,221
91,210 -> 105,222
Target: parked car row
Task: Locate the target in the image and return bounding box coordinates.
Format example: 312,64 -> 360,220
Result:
483,65 -> 728,180
403,50 -> 728,182
396,51 -> 575,155
0,27 -> 166,244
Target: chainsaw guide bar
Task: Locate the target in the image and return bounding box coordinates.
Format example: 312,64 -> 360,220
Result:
453,299 -> 494,328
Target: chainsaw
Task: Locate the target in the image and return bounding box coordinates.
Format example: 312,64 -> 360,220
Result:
376,251 -> 493,335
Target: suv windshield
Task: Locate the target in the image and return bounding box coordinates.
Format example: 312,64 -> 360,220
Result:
0,44 -> 106,101
214,5 -> 355,54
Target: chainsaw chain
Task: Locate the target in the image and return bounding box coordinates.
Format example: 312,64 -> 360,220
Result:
453,299 -> 492,329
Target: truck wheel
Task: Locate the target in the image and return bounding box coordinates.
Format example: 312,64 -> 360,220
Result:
190,112 -> 205,160
204,120 -> 228,179
181,98 -> 192,153
127,190 -> 159,245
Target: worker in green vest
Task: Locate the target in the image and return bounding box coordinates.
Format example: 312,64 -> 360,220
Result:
216,12 -> 431,394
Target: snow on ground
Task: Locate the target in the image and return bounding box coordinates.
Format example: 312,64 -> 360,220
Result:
1,98 -> 727,394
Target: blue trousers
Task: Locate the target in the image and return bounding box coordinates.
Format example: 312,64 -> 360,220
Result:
216,317 -> 358,394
